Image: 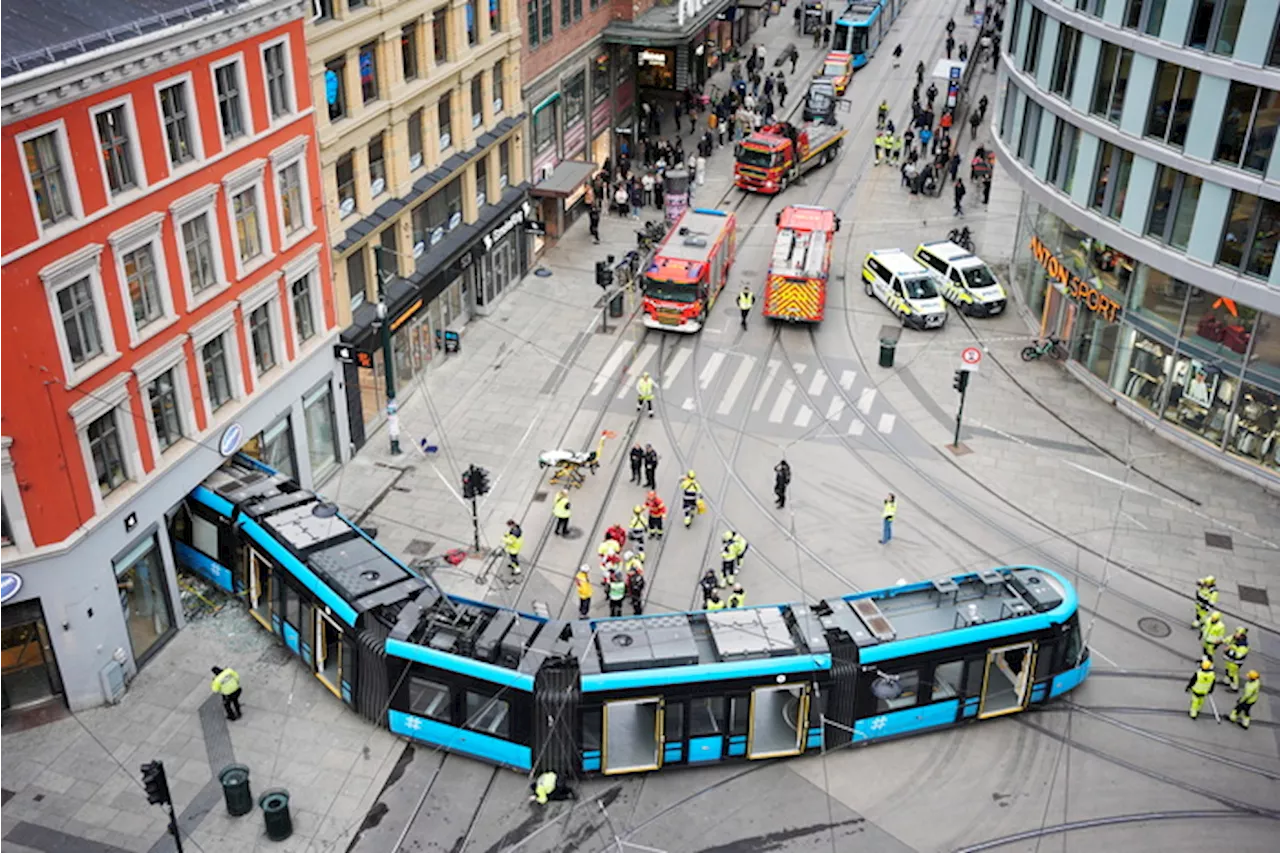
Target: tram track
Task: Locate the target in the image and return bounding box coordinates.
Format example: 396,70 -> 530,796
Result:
951,810 -> 1274,853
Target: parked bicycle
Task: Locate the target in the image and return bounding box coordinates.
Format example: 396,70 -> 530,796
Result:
948,226 -> 975,253
1020,337 -> 1068,362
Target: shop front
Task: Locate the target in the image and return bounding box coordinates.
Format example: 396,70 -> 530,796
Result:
1012,200 -> 1280,483
606,0 -> 748,97
531,161 -> 598,246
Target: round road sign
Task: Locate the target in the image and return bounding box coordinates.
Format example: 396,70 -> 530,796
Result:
961,347 -> 983,366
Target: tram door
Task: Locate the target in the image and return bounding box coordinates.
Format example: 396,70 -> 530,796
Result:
247,548 -> 272,631
748,683 -> 808,759
978,642 -> 1036,719
602,697 -> 664,774
315,612 -> 343,698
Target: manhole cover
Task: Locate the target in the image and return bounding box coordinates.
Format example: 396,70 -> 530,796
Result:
1239,584 -> 1270,606
532,491 -> 549,503
405,539 -> 435,556
1138,617 -> 1172,638
1204,531 -> 1234,550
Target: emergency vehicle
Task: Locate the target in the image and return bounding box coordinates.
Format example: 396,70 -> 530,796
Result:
822,52 -> 854,95
764,206 -> 840,323
642,208 -> 738,333
914,241 -> 1008,317
862,249 -> 947,330
734,121 -> 846,194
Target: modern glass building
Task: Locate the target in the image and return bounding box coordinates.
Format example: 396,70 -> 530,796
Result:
994,0 -> 1280,489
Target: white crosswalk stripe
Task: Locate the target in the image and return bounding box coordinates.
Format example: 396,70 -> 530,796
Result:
616,343 -> 657,399
752,359 -> 782,411
769,380 -> 796,423
593,342 -> 631,396
794,405 -> 812,428
848,419 -> 865,436
792,362 -> 807,376
663,348 -> 691,390
683,398 -> 696,411
878,413 -> 896,434
807,369 -> 828,396
857,387 -> 876,414
717,355 -> 755,416
826,398 -> 845,421
699,352 -> 725,389
840,370 -> 857,390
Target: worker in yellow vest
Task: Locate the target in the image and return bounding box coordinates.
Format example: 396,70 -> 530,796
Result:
1200,611 -> 1227,660
1193,575 -> 1218,627
575,567 -> 593,619
553,491 -> 571,536
737,287 -> 755,330
1229,671 -> 1261,729
636,371 -> 655,417
879,494 -> 897,544
211,666 -> 243,721
1223,627 -> 1249,690
1185,658 -> 1215,720
502,520 -> 523,575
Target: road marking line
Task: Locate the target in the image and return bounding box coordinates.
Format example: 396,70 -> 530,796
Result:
593,341 -> 631,396
663,348 -> 692,390
794,405 -> 812,428
840,370 -> 857,390
826,398 -> 845,421
848,420 -> 865,436
769,380 -> 795,423
752,359 -> 782,411
682,397 -> 695,411
717,355 -> 756,416
807,369 -> 828,396
857,388 -> 877,414
878,413 -> 896,434
792,362 -> 807,376
616,343 -> 657,398
699,352 -> 726,389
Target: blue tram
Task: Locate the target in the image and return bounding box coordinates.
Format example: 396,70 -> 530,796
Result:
831,0 -> 905,69
174,457 -> 1090,776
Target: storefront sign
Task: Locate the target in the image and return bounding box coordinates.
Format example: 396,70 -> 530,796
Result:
638,50 -> 669,66
219,423 -> 244,457
484,208 -> 527,251
391,299 -> 424,331
1029,235 -> 1123,323
0,572 -> 23,604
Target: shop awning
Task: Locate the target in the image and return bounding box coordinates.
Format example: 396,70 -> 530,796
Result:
530,160 -> 598,198
603,0 -> 737,47
737,0 -> 769,8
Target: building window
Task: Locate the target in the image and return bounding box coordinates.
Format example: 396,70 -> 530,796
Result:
561,0 -> 571,27
1091,141 -> 1116,212
1145,63 -> 1198,149
471,77 -> 484,128
148,369 -> 183,451
1021,8 -> 1046,75
1187,0 -> 1246,56
249,303 -> 276,376
434,8 -> 449,64
499,139 -> 510,188
336,150 -> 355,213
244,415 -> 295,480
349,0 -> 367,9
315,0 -> 333,20
533,104 -> 556,154
1215,83 -> 1279,174
1046,117 -> 1079,193
57,278 -> 104,367
1090,43 -> 1133,125
541,0 -> 553,40
493,60 -> 506,113
94,105 -> 137,195
377,227 -> 398,282
592,54 -> 608,104
1218,193 -> 1279,279
203,335 -> 233,411
325,57 -> 347,122
232,188 -> 263,263
347,251 -> 367,309
439,94 -> 453,150
368,133 -> 387,195
476,154 -> 488,207
1090,143 -> 1134,220
1146,166 -> 1201,250
159,82 -> 196,166
417,179 -> 463,247
264,43 -> 293,120
1269,20 -> 1280,67
1124,0 -> 1167,34
1017,100 -> 1042,163
527,0 -> 540,47
182,214 -> 219,295
359,41 -> 380,104
1000,82 -> 1018,141
214,60 -> 247,141
564,71 -> 585,132
468,0 -> 479,45
122,245 -> 164,330
1049,26 -> 1080,98
277,162 -> 306,238
22,130 -> 73,226
408,109 -> 425,169
291,274 -> 316,343
402,22 -> 420,81
573,0 -> 582,19
304,381 -> 340,481
87,411 -> 127,496
490,0 -> 502,32
114,536 -> 174,662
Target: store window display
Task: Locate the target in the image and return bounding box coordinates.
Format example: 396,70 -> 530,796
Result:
1183,288 -> 1255,359
1117,330 -> 1175,412
1227,382 -> 1279,469
1127,265 -> 1189,332
1161,354 -> 1236,445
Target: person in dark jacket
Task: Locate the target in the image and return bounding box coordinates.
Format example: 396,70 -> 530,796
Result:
774,459 -> 791,508
629,443 -> 644,484
643,444 -> 659,489
953,178 -> 967,216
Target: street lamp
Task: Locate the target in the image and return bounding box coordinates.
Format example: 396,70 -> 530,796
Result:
371,244 -> 419,456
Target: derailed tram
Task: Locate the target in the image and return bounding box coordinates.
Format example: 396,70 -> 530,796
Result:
173,457 -> 1090,777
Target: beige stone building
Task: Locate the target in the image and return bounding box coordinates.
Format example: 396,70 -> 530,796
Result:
308,0 -> 528,447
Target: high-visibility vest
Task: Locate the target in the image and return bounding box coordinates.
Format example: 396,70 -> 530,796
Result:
738,291 -> 754,310
576,576 -> 593,600
1225,640 -> 1249,662
681,479 -> 700,500
212,669 -> 240,695
599,539 -> 620,560
706,598 -> 726,611
534,772 -> 557,804
637,376 -> 655,401
727,590 -> 745,608
629,512 -> 646,533
882,500 -> 897,520
1191,670 -> 1215,696
1196,585 -> 1218,607
1240,679 -> 1260,706
553,496 -> 571,519
1201,621 -> 1226,647
730,534 -> 747,559
608,579 -> 627,601
503,531 -> 522,555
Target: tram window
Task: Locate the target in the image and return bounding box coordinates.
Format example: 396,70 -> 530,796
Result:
191,511 -> 219,558
466,691 -> 511,738
1035,642 -> 1057,679
666,702 -> 684,742
875,670 -> 920,713
1062,616 -> 1083,668
963,657 -> 986,696
688,697 -> 726,737
282,581 -> 301,628
729,696 -> 750,736
582,708 -> 602,750
808,687 -> 826,728
931,661 -> 964,701
409,677 -> 452,722
342,635 -> 358,688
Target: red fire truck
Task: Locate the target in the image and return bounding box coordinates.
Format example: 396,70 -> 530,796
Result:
642,208 -> 739,333
763,205 -> 840,323
733,121 -> 846,194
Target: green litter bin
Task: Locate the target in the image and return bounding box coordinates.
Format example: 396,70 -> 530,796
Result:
878,324 -> 902,368
218,764 -> 252,817
608,291 -> 625,318
259,788 -> 292,841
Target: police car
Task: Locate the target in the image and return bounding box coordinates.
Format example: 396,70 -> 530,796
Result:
914,241 -> 1008,317
862,249 -> 948,329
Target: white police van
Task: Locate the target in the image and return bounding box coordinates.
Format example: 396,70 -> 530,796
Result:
914,241 -> 1007,317
862,249 -> 947,329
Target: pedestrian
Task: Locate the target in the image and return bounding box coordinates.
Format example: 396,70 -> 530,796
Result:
738,286 -> 755,329
530,770 -> 576,804
643,444 -> 659,489
919,126 -> 933,153
726,529 -> 748,569
969,110 -> 981,140
211,666 -> 243,720
695,153 -> 706,186
680,469 -> 702,528
778,77 -> 788,108
700,569 -> 719,608
706,591 -> 726,611
790,46 -> 799,74
793,3 -> 801,30
588,204 -> 600,243
892,43 -> 902,68
915,60 -> 925,86
890,134 -> 903,164
727,585 -> 746,608
642,171 -> 655,207
774,459 -> 791,508
991,34 -> 1001,70
1200,611 -> 1227,660
926,83 -> 938,110
636,370 -> 655,417
879,494 -> 897,544
874,131 -> 885,165
1186,658 -> 1216,720
644,491 -> 667,540
629,180 -> 642,219
1229,671 -> 1261,728
953,178 -> 966,216
813,24 -> 822,48
575,568 -> 593,618
606,569 -> 626,617
627,503 -> 647,554
948,152 -> 961,181
629,443 -> 644,484
945,35 -> 955,59
553,490 -> 571,536
1193,575 -> 1218,627
626,559 -> 646,615
503,520 -> 523,575
1223,627 -> 1249,690
946,16 -> 956,35
877,99 -> 889,130
822,25 -> 831,45
981,175 -> 992,205
958,42 -> 969,62
614,183 -> 628,217
719,538 -> 738,588
978,94 -> 989,123
764,74 -> 774,98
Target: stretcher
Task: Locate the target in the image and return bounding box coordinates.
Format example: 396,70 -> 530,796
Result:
539,431 -> 614,489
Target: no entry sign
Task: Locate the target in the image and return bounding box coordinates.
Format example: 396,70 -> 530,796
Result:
960,346 -> 983,371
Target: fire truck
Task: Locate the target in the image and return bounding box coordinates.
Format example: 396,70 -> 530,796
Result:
733,121 -> 846,194
764,205 -> 840,323
641,208 -> 738,333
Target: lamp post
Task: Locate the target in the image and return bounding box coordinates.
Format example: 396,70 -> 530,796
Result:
371,244 -> 414,456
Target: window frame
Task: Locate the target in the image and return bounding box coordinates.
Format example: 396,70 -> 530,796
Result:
190,303 -> 245,422
1217,191 -> 1278,279
171,185 -> 230,311
132,337 -> 197,460
358,40 -> 381,105
260,36 -> 297,124
109,212 -> 178,348
325,55 -> 349,123
222,160 -> 273,279
239,276 -> 289,388
1090,43 -> 1134,125
40,243 -> 117,387
1021,8 -> 1046,75
335,149 -> 357,219
67,373 -> 140,511
408,108 -> 425,171
433,7 -> 450,65
402,20 -> 421,82
17,121 -> 82,235
1186,0 -> 1247,56
438,93 -> 454,151
88,96 -> 146,200
475,152 -> 489,208
153,74 -> 204,173
1146,166 -> 1202,251
527,0 -> 540,47
1048,26 -> 1081,98
368,132 -> 388,196
492,60 -> 506,115
1214,83 -> 1278,174
1145,62 -> 1198,149
210,54 -> 251,147
471,76 -> 484,129
499,138 -> 510,189
269,136 -> 314,250
283,246 -> 325,353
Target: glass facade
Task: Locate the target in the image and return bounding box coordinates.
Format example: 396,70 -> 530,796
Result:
113,536 -> 175,663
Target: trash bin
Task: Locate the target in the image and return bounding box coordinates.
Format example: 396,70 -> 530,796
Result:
608,291 -> 625,318
259,788 -> 292,842
878,324 -> 902,368
218,764 -> 253,817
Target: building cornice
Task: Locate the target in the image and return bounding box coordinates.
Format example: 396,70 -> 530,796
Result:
1,0 -> 307,124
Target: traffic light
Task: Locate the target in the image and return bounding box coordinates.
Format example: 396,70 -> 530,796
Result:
461,467 -> 475,500
595,260 -> 613,289
952,370 -> 970,394
141,761 -> 171,806
471,465 -> 490,496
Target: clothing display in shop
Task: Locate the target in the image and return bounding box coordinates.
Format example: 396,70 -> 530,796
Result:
1232,391 -> 1278,463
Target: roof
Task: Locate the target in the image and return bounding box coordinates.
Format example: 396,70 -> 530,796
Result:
2,0 -> 257,78
778,205 -> 837,232
530,159 -> 596,198
870,248 -> 931,275
919,240 -> 981,265
602,0 -> 736,47
655,209 -> 734,261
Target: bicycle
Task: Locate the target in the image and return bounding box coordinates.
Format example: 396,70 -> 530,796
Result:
1020,337 -> 1068,362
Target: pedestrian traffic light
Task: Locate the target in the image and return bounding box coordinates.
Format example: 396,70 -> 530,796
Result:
471,465 -> 491,496
461,468 -> 475,499
141,761 -> 171,806
595,261 -> 613,289
952,370 -> 970,393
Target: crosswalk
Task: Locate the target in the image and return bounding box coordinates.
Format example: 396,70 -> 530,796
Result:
589,340 -> 903,438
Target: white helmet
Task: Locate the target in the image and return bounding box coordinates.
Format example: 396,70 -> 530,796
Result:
624,551 -> 634,561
